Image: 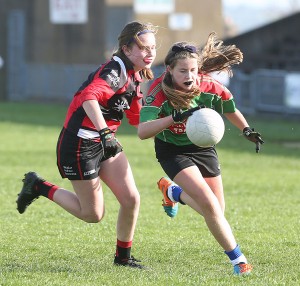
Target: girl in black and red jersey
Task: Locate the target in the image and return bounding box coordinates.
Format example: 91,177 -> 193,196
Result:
16,21 -> 157,268
138,33 -> 264,275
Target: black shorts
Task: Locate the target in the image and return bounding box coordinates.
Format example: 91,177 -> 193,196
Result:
155,138 -> 221,180
56,128 -> 121,180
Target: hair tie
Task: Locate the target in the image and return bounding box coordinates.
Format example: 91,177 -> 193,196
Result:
171,45 -> 197,54
137,29 -> 154,36
127,29 -> 154,45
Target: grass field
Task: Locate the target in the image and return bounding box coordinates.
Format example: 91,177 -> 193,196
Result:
0,102 -> 299,286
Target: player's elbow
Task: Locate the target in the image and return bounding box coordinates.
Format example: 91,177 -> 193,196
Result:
137,124 -> 150,140
137,127 -> 147,140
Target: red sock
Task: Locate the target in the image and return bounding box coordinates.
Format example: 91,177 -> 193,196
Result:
48,185 -> 59,201
35,181 -> 59,201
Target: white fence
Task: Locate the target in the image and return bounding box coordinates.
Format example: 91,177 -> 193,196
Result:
230,69 -> 300,116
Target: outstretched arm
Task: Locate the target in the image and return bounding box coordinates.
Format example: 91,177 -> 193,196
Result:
138,116 -> 173,140
224,109 -> 264,153
224,109 -> 249,131
138,106 -> 200,140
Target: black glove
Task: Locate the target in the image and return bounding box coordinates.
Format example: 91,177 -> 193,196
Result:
172,106 -> 201,123
243,127 -> 265,153
99,127 -> 123,159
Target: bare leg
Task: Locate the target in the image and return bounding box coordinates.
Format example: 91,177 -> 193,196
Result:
51,178 -> 105,223
177,175 -> 225,214
205,175 -> 225,213
100,152 -> 140,242
173,166 -> 236,252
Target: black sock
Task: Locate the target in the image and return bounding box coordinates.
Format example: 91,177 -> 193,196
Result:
116,239 -> 132,259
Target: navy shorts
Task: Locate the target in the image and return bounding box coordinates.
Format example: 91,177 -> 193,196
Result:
56,128 -> 121,180
155,138 -> 221,180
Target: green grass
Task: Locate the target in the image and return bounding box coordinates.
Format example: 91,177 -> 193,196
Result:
0,102 -> 299,286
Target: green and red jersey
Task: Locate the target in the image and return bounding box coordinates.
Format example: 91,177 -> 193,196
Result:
140,73 -> 237,146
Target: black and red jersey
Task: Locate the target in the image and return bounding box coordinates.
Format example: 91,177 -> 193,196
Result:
63,56 -> 143,138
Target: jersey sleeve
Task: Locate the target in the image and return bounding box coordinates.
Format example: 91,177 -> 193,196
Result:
99,61 -> 127,92
140,105 -> 161,122
199,75 -> 237,113
140,78 -> 165,122
76,61 -> 127,106
211,85 -> 236,113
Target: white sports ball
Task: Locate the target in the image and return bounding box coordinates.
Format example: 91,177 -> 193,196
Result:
186,108 -> 225,147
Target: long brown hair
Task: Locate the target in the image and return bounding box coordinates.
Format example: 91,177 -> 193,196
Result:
200,32 -> 243,76
162,32 -> 243,109
113,21 -> 158,80
162,42 -> 201,109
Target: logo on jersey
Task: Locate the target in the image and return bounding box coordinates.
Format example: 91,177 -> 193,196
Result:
145,95 -> 155,105
168,122 -> 186,134
113,98 -> 129,112
107,70 -> 120,88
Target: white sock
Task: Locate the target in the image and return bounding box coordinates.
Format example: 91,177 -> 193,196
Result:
231,254 -> 247,266
167,185 -> 177,202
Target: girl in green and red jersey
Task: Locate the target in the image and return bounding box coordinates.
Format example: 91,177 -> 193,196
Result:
138,32 -> 264,275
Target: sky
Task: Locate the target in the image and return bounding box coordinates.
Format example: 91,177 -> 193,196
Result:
222,0 -> 300,34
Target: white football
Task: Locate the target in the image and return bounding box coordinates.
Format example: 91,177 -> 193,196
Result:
186,108 -> 225,147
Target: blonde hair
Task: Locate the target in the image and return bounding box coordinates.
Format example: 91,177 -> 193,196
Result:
113,21 -> 158,80
162,33 -> 243,109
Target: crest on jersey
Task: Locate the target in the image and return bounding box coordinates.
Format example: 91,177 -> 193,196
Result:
145,95 -> 155,105
113,98 -> 129,112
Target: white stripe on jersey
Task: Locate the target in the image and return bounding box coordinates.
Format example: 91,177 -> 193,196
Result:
112,56 -> 127,81
77,128 -> 99,139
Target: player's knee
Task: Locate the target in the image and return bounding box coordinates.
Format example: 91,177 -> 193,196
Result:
121,192 -> 140,209
199,197 -> 220,217
83,210 -> 105,223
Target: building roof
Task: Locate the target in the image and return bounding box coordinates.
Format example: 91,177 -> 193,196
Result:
224,11 -> 300,72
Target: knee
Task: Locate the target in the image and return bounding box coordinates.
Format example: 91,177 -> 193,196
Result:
121,192 -> 140,209
83,210 -> 105,223
199,197 -> 222,218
